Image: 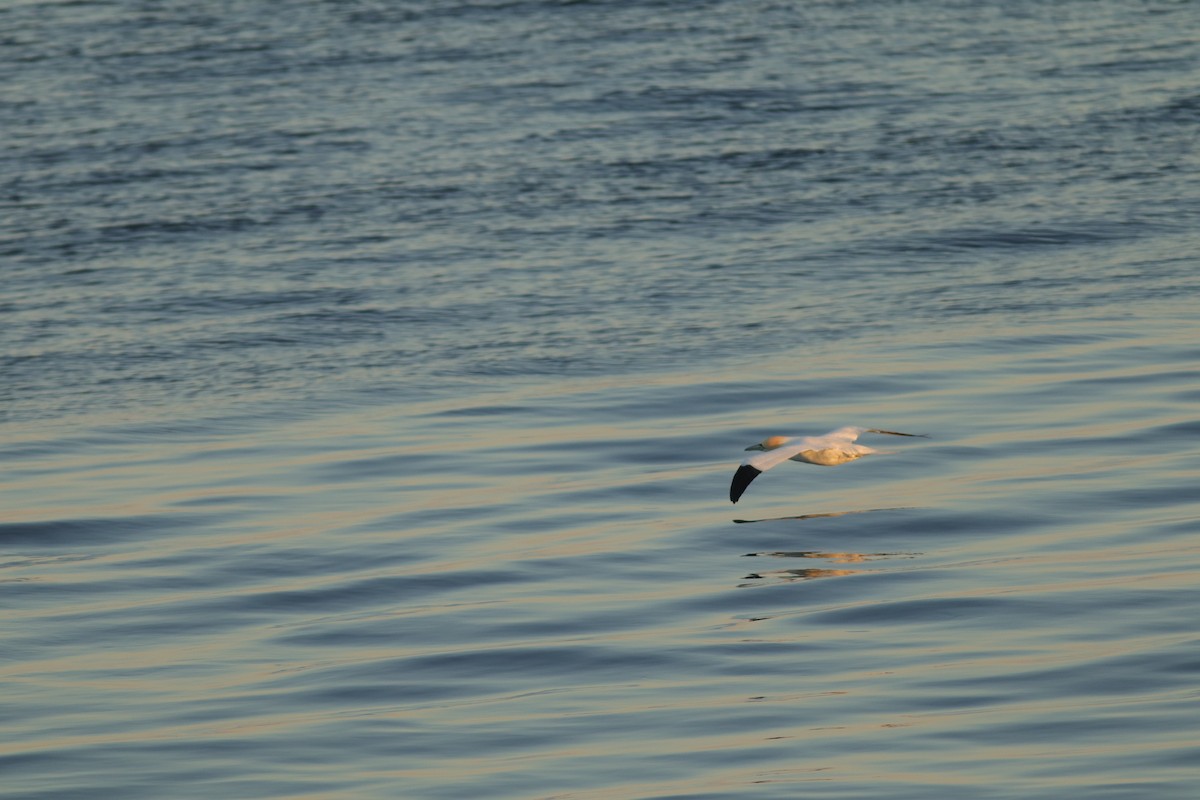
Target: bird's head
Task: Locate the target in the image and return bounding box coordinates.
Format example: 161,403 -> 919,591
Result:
746,435 -> 791,452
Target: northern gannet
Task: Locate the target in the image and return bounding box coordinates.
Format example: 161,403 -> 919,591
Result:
730,426 -> 926,503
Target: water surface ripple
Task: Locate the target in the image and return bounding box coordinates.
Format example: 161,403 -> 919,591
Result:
3,1 -> 1200,798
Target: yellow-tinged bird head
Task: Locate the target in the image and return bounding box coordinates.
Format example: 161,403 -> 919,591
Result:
746,435 -> 791,452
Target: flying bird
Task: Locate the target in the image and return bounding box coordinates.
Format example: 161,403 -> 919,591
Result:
730,426 -> 926,503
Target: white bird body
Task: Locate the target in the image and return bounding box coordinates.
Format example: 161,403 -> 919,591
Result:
730,426 -> 925,503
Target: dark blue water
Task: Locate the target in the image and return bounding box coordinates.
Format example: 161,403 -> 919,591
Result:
4,2 -> 1200,798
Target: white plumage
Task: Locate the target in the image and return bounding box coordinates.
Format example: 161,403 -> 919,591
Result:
730,426 -> 925,503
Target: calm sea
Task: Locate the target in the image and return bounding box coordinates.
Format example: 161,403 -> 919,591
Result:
3,1 -> 1200,798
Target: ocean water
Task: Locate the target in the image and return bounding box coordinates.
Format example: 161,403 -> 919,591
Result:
3,1 -> 1200,798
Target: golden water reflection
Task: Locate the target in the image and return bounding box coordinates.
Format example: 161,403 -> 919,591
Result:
733,507 -> 913,524
741,566 -> 860,584
740,549 -> 919,586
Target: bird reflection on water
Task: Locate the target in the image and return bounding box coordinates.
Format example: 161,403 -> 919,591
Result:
744,551 -> 916,563
740,567 -> 859,585
732,507 -> 913,524
733,507 -> 921,586
739,550 -> 920,585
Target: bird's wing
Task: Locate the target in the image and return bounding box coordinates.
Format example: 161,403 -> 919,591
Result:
825,426 -> 927,441
821,425 -> 867,444
745,439 -> 819,471
729,439 -> 818,503
729,463 -> 764,504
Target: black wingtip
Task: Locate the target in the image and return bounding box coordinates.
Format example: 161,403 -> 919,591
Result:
730,464 -> 763,504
